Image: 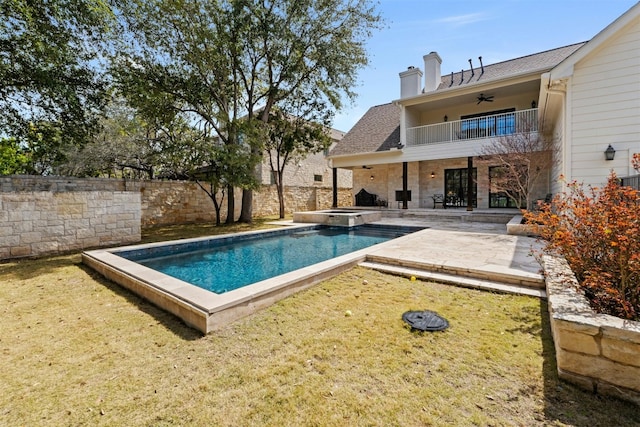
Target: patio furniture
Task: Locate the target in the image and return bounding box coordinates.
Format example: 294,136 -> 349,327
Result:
432,194 -> 444,209
355,188 -> 382,207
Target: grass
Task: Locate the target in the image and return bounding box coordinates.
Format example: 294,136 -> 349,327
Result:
1,222 -> 639,426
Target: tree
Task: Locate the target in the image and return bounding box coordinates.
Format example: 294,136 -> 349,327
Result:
191,142 -> 261,226
112,0 -> 382,223
59,97 -> 206,180
478,120 -> 553,210
264,102 -> 332,218
236,0 -> 383,223
0,0 -> 115,147
0,137 -> 29,175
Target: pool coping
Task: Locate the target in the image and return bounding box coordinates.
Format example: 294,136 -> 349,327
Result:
82,223 -> 428,334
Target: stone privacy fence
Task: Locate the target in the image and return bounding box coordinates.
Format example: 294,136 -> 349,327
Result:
0,175 -> 352,259
1,191 -> 141,259
543,254 -> 640,405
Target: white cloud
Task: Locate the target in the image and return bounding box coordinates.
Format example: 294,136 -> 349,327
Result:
435,12 -> 489,27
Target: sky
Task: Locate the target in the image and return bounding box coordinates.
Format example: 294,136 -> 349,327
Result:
331,0 -> 639,132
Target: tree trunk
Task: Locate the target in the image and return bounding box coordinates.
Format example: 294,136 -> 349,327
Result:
239,188 -> 252,223
277,180 -> 285,219
226,184 -> 235,224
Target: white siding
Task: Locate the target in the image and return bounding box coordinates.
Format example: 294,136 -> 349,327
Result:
569,16 -> 640,187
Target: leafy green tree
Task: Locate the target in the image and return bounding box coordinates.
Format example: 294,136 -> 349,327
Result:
60,97 -> 205,179
0,137 -> 29,175
112,0 -> 382,223
0,0 -> 115,148
264,101 -> 332,218
191,142 -> 261,226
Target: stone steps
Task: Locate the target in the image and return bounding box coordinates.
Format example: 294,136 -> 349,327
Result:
360,258 -> 546,299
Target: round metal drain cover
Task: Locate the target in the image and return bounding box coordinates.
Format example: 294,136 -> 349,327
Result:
402,310 -> 449,331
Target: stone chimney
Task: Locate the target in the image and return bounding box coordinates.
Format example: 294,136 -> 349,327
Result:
399,66 -> 423,98
423,52 -> 442,93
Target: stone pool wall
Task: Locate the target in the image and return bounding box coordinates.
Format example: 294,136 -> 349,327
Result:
543,254 -> 640,405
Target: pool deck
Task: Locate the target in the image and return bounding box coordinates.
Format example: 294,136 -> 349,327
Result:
84,213 -> 545,334
360,217 -> 545,297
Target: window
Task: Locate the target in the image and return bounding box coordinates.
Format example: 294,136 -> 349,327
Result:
460,108 -> 515,139
314,174 -> 323,182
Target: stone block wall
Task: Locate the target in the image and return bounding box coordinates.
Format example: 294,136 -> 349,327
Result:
543,254 -> 640,405
0,191 -> 141,259
0,176 -> 353,258
253,185 -> 352,216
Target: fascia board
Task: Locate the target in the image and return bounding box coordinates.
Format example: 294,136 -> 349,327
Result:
549,2 -> 640,81
394,70 -> 546,107
329,150 -> 403,168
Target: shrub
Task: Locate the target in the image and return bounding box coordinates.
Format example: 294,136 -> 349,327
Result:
525,172 -> 640,320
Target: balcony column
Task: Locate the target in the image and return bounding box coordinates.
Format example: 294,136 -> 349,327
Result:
466,156 -> 474,211
402,162 -> 408,209
332,168 -> 338,208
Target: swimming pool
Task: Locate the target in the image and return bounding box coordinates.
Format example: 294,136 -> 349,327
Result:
82,223 -> 426,334
120,225 -> 413,294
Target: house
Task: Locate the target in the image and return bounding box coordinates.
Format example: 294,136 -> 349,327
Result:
257,127 -> 350,190
328,2 -> 640,210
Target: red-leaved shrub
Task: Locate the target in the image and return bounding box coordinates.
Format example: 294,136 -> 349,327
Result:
525,172 -> 640,320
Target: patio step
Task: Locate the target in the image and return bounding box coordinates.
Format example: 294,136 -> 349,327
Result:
359,260 -> 546,299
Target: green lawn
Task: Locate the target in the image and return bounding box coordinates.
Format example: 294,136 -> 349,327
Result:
1,222 -> 638,426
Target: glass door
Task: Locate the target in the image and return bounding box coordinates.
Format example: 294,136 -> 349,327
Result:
444,168 -> 477,208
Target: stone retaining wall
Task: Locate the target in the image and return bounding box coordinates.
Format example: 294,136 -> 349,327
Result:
0,175 -> 352,258
0,191 -> 141,259
543,254 -> 640,405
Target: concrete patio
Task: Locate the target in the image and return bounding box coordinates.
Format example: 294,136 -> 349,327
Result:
361,214 -> 545,298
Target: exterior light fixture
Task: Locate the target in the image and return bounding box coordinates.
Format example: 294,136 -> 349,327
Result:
370,175 -> 374,181
605,144 -> 616,161
444,115 -> 448,122
531,100 -> 537,108
430,171 -> 435,178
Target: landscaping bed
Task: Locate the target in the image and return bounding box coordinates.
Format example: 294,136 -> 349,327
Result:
543,254 -> 640,405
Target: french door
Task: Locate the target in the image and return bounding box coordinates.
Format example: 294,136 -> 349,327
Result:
444,168 -> 477,208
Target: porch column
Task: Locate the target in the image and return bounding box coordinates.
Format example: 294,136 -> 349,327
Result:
466,156 -> 473,211
332,168 -> 338,208
402,162 -> 408,209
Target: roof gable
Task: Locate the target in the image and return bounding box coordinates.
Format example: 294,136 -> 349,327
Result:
329,103 -> 400,157
550,2 -> 640,80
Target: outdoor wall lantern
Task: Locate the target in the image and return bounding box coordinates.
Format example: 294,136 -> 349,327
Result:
430,171 -> 436,178
444,115 -> 448,122
531,100 -> 537,108
370,175 -> 374,181
605,144 -> 616,161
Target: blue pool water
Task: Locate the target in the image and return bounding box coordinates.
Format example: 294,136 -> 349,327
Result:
120,225 -> 422,294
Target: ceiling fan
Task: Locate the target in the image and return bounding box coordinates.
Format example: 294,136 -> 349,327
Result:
477,93 -> 494,104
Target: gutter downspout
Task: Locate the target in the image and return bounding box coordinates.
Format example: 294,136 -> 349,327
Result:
541,72 -> 569,193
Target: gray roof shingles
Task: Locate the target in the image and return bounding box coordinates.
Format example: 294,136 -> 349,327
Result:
439,43 -> 585,89
329,102 -> 400,156
329,43 -> 586,157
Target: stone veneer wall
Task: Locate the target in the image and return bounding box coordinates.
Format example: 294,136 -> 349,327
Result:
543,254 -> 640,405
0,191 -> 140,259
1,176 -> 352,258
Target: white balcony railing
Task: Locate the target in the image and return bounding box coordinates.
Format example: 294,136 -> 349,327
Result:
406,108 -> 538,147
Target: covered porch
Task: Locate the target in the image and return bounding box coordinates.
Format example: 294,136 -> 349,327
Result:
330,155 -> 550,211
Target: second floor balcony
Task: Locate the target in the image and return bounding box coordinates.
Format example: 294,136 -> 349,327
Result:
406,108 -> 538,147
